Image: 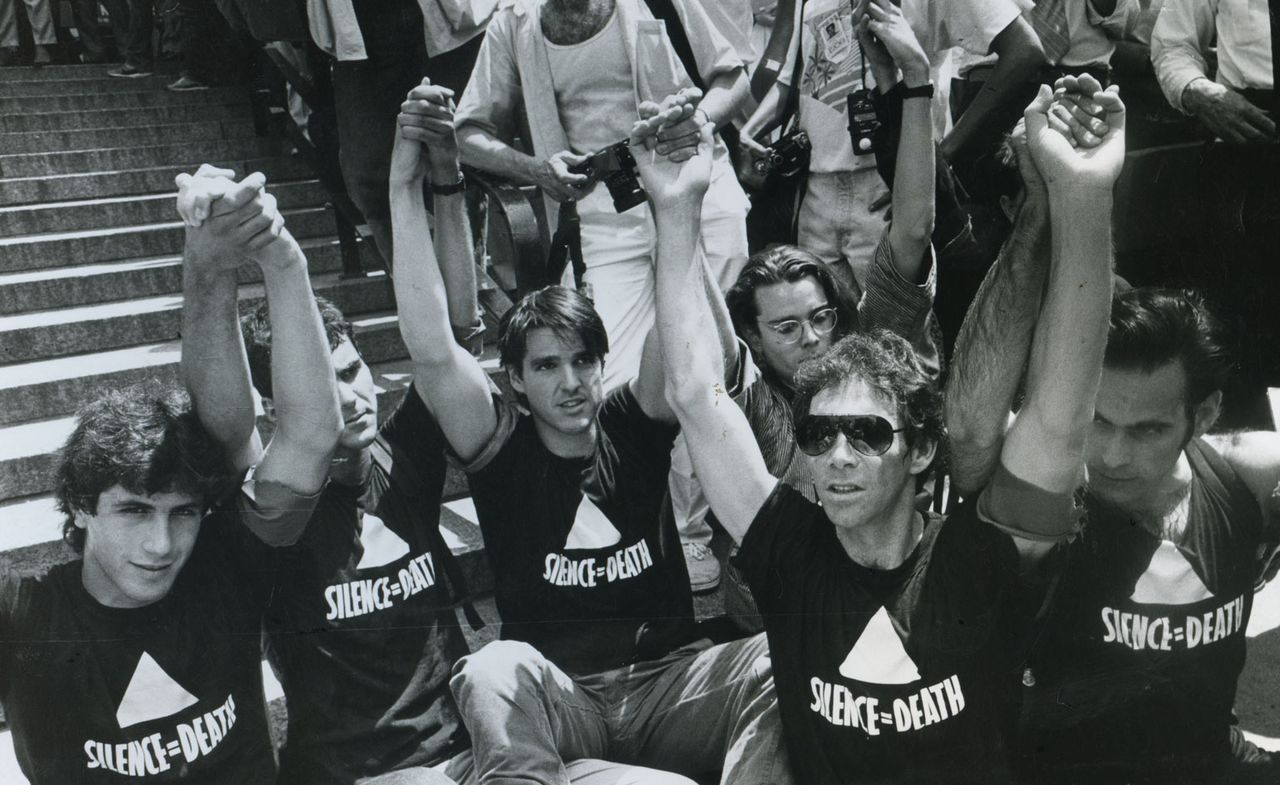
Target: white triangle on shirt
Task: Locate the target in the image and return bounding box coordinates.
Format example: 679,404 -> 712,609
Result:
1129,539 -> 1213,605
839,606 -> 922,685
355,512 -> 411,570
562,495 -> 622,550
116,652 -> 200,729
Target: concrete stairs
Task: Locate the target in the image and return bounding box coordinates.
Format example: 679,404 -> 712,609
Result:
0,64 -> 494,595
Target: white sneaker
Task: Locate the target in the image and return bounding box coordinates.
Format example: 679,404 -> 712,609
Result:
683,542 -> 720,594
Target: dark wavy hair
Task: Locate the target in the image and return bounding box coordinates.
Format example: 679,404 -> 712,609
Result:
792,329 -> 946,459
1105,288 -> 1232,408
497,286 -> 608,373
241,294 -> 354,399
726,244 -> 861,342
55,386 -> 233,551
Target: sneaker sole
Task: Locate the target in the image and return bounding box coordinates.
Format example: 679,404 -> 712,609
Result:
167,84 -> 210,91
690,576 -> 721,594
108,70 -> 152,78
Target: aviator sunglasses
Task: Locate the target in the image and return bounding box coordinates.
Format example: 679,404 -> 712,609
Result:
795,414 -> 907,457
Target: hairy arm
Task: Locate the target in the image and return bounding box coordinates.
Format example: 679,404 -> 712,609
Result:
945,136 -> 1051,495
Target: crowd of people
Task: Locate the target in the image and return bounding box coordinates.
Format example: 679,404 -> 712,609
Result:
2,0 -> 1279,783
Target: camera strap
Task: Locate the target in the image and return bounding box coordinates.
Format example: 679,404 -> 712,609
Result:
547,200 -> 588,292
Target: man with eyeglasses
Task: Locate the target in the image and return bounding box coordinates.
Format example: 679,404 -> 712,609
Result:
646,12 -> 1128,776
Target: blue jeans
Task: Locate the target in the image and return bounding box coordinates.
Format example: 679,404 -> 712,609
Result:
450,635 -> 791,785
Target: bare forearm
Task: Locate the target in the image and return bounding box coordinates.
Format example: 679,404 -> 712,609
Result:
741,84 -> 785,140
944,200 -> 1050,493
390,182 -> 459,366
180,250 -> 258,460
653,204 -> 721,402
697,69 -> 750,129
887,81 -> 935,279
1013,191 -> 1114,489
430,187 -> 480,333
457,126 -> 542,184
258,237 -> 343,451
943,22 -> 1045,162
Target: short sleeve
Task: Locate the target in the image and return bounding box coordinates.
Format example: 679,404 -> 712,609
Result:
455,9 -> 523,141
857,229 -> 940,379
937,0 -> 1031,55
735,481 -> 819,599
672,0 -> 745,84
460,394 -> 521,475
381,385 -> 449,465
234,470 -> 325,547
976,461 -> 1083,543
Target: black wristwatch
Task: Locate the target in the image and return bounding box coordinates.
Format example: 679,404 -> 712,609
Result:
900,82 -> 935,100
430,172 -> 466,195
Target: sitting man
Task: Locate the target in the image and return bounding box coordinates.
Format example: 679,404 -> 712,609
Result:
711,0 -> 939,630
650,20 -> 1126,780
0,178 -> 341,784
175,96 -> 485,782
948,76 -> 1280,784
456,0 -> 751,390
394,80 -> 787,784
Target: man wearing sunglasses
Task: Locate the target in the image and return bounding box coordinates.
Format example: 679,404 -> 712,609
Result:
647,21 -> 1127,780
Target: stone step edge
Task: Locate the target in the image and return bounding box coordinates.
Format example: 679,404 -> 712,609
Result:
0,178 -> 321,217
0,205 -> 327,248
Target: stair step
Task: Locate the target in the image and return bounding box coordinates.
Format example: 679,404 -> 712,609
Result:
0,179 -> 327,238
0,267 -> 393,364
0,235 -> 361,315
0,156 -> 312,206
0,136 -> 281,178
0,73 -> 190,97
0,205 -> 334,274
0,119 -> 260,155
0,345 -> 509,501
0,62 -> 177,81
0,85 -> 248,114
0,101 -> 252,134
0,284 -> 424,427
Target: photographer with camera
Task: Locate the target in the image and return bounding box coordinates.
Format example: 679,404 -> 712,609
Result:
455,0 -> 751,392
740,0 -> 930,298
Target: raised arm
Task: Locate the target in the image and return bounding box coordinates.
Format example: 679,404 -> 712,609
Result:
941,16 -> 1047,165
638,119 -> 776,543
390,81 -> 498,463
1001,82 -> 1125,496
179,171 -> 262,473
944,126 -> 1050,495
180,172 -> 342,493
859,0 -> 934,280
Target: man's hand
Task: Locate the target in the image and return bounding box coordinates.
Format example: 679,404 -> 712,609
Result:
650,87 -> 705,164
531,150 -> 591,201
1024,82 -> 1125,191
862,0 -> 930,83
630,105 -> 713,211
175,164 -> 237,227
184,173 -> 287,270
1183,78 -> 1277,144
1048,74 -> 1113,149
395,78 -> 462,185
854,0 -> 898,88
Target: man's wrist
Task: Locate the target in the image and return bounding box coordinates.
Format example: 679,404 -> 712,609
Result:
255,232 -> 306,275
900,61 -> 932,88
1180,77 -> 1218,114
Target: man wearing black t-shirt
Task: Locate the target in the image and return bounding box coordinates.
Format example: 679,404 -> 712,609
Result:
391,85 -> 787,784
0,177 -> 341,785
949,99 -> 1280,784
650,10 -> 1128,780
177,87 -> 488,785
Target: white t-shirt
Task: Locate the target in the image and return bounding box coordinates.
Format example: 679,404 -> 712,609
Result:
546,7 -> 637,155
778,0 -> 878,173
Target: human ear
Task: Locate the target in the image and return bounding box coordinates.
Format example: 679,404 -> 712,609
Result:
1190,390 -> 1222,438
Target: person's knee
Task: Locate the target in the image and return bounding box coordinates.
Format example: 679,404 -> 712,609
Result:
450,639 -> 549,700
357,767 -> 458,785
563,760 -> 699,785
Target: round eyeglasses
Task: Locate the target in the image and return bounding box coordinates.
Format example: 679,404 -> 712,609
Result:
759,307 -> 838,344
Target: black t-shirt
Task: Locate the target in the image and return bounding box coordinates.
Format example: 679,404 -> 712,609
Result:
736,483 -> 1027,785
465,386 -> 693,674
0,511 -> 280,785
1014,439 -> 1268,784
267,386 -> 471,785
